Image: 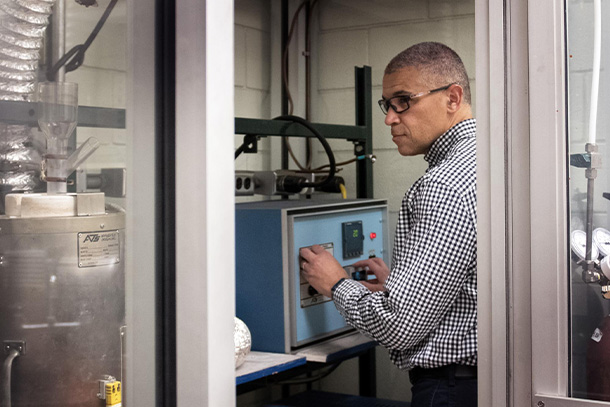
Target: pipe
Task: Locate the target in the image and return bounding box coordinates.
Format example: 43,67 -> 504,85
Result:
586,173 -> 595,262
51,0 -> 65,81
588,0 -> 601,144
2,348 -> 19,407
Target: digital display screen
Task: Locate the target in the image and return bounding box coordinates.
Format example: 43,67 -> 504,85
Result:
342,221 -> 364,259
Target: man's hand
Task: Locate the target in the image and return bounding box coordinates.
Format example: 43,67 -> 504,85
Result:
300,245 -> 349,298
351,257 -> 390,292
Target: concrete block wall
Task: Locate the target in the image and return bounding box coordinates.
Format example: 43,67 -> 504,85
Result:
311,0 -> 476,243
65,0 -> 127,175
234,0 -> 272,203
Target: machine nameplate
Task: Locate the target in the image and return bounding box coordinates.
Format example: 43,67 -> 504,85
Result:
78,230 -> 120,268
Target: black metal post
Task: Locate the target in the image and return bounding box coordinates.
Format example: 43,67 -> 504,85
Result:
358,347 -> 377,397
281,0 -> 289,170
355,66 -> 374,198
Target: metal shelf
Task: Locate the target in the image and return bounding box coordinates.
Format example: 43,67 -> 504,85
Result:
234,65 -> 374,198
0,100 -> 126,129
235,118 -> 368,141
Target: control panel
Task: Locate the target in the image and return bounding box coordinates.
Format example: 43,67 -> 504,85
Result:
235,199 -> 388,353
289,203 -> 387,347
298,243 -> 375,309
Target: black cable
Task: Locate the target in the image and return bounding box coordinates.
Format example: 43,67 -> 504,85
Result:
235,134 -> 260,159
46,0 -> 119,81
235,144 -> 247,159
275,362 -> 341,385
273,115 -> 336,188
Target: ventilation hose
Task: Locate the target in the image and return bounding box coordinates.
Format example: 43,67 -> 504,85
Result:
0,0 -> 56,213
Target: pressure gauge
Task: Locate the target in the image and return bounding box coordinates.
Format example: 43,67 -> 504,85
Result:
570,230 -> 599,261
600,256 -> 610,280
593,228 -> 610,257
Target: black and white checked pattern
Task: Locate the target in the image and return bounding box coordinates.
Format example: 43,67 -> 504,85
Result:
333,119 -> 477,370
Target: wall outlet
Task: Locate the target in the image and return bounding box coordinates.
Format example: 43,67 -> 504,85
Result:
235,171 -> 255,196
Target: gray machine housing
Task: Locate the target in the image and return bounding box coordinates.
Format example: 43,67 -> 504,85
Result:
0,207 -> 125,406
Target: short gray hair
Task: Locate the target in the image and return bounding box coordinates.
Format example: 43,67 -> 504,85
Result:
385,42 -> 471,105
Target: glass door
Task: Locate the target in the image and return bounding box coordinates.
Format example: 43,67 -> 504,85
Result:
566,0 -> 610,402
0,0 -> 159,405
527,0 -> 610,405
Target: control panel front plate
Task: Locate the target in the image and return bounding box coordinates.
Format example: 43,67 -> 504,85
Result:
299,242 -> 334,308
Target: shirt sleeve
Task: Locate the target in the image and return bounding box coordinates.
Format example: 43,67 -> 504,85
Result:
332,180 -> 476,351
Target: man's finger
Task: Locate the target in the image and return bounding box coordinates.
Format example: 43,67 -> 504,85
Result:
311,244 -> 327,254
351,259 -> 372,268
299,247 -> 313,261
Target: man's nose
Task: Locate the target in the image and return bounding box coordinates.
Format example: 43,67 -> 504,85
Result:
384,108 -> 400,126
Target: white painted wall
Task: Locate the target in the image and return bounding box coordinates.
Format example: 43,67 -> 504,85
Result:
66,0 -> 127,173
234,0 -> 273,185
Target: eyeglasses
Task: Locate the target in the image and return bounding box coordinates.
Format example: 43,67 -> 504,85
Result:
378,83 -> 455,115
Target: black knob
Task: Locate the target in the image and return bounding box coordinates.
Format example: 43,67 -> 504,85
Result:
308,285 -> 319,296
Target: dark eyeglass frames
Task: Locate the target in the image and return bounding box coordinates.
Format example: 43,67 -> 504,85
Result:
378,83 -> 455,115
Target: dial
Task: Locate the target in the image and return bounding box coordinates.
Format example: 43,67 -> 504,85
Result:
571,230 -> 600,261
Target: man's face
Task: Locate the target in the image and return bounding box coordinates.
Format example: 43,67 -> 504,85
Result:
381,67 -> 449,156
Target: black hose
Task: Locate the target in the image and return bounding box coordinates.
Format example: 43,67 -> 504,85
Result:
46,0 -> 119,81
2,348 -> 20,407
272,115 -> 336,189
235,143 -> 247,159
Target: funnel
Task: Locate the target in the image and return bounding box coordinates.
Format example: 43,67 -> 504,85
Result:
37,82 -> 78,194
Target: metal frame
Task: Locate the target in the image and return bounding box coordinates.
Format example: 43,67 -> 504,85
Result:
475,0 -> 509,404
479,0 -> 589,404
175,0 -> 235,406
126,0 -> 157,405
234,65 -> 374,199
535,396 -> 610,407
155,0 -> 177,404
0,101 -> 125,129
528,0 -> 572,403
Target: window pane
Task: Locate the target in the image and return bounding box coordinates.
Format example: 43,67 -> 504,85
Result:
567,0 -> 610,401
0,1 -> 155,405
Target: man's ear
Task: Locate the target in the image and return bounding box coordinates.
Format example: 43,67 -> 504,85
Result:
447,84 -> 463,113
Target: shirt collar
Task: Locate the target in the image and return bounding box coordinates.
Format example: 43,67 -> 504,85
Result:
424,118 -> 476,167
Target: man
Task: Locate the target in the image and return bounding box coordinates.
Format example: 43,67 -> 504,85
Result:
300,42 -> 477,406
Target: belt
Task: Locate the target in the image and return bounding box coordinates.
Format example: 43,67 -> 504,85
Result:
409,364 -> 477,384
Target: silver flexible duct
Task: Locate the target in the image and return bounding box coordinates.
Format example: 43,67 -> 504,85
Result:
0,0 -> 56,214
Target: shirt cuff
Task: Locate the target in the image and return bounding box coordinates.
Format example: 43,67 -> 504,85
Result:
330,277 -> 346,298
332,278 -> 368,311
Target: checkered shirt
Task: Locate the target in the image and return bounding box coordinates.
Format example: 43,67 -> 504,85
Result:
333,119 -> 477,370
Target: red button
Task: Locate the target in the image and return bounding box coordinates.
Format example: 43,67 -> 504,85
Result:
370,232 -> 377,239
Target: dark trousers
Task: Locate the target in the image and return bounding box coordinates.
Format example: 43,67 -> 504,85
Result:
409,364 -> 478,407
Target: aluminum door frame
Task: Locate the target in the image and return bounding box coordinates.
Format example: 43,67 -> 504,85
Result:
480,0 -> 610,405
175,0 -> 236,406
